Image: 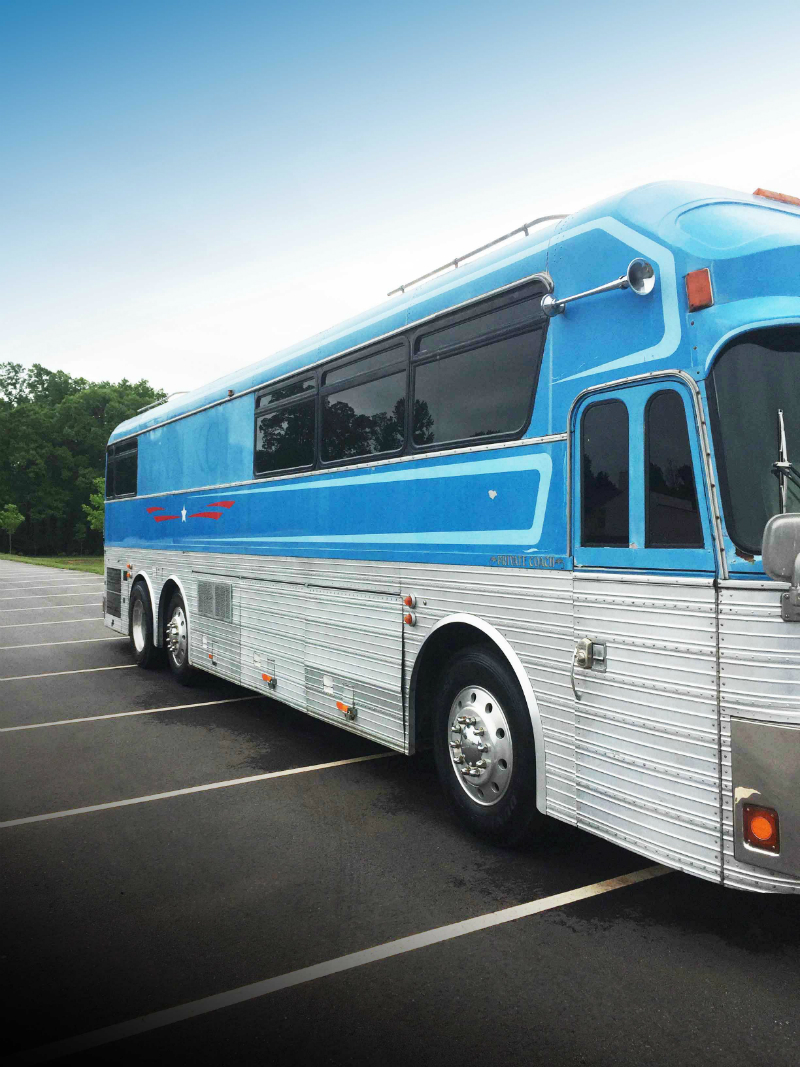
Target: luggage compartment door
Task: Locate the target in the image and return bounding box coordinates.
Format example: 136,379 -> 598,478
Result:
304,585 -> 406,752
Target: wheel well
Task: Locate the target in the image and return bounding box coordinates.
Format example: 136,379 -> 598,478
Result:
410,622 -> 492,750
156,579 -> 181,647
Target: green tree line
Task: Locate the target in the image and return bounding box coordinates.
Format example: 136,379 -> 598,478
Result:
0,363 -> 165,556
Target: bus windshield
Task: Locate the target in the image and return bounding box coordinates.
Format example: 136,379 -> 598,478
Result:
708,328 -> 800,556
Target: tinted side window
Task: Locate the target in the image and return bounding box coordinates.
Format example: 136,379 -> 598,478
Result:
114,448 -> 138,497
581,400 -> 629,547
323,345 -> 405,387
415,296 -> 543,357
257,377 -> 315,408
321,371 -> 406,462
412,328 -> 544,447
646,391 -> 703,547
255,398 -> 315,474
105,441 -> 137,498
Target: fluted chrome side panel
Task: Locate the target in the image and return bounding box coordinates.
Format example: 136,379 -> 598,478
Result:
719,580 -> 800,893
573,572 -> 721,882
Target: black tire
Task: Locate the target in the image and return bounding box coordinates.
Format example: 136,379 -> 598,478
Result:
432,645 -> 546,846
129,582 -> 160,669
164,591 -> 194,686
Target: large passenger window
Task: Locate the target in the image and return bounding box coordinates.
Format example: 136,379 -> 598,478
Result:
411,289 -> 545,449
322,373 -> 406,462
581,400 -> 629,547
645,391 -> 703,547
320,343 -> 407,463
105,439 -> 138,498
255,376 -> 316,475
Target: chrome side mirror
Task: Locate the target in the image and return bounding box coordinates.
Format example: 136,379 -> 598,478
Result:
541,258 -> 656,317
762,512 -> 800,621
627,258 -> 656,296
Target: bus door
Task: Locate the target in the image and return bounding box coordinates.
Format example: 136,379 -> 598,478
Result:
569,381 -> 723,878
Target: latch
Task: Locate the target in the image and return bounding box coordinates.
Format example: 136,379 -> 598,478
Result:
336,684 -> 357,721
336,700 -> 357,721
571,637 -> 607,700
254,654 -> 277,689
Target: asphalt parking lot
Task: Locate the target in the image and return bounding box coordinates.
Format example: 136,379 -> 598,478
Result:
2,559 -> 800,1067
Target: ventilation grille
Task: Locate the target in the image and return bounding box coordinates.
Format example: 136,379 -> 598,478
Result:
197,580 -> 232,623
106,567 -> 122,618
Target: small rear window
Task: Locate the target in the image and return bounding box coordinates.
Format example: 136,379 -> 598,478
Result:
106,440 -> 138,499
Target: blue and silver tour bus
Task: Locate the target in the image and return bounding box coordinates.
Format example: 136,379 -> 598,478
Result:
104,181 -> 800,893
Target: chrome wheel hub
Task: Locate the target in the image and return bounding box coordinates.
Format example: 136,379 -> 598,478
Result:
131,598 -> 146,653
448,685 -> 513,806
166,606 -> 187,666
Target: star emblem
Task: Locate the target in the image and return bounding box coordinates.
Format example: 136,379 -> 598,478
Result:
181,506 -> 187,522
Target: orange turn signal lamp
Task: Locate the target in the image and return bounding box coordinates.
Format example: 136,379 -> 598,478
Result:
743,804 -> 779,852
403,595 -> 416,608
685,268 -> 714,312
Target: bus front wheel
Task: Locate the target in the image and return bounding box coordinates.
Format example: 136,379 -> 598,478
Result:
432,646 -> 544,846
165,591 -> 194,686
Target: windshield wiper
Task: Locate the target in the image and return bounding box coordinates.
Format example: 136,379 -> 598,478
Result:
772,408 -> 800,512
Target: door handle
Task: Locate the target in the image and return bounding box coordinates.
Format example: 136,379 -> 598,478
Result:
571,637 -> 606,701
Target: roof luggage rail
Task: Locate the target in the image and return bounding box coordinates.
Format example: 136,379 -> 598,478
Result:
137,390 -> 189,414
387,214 -> 569,297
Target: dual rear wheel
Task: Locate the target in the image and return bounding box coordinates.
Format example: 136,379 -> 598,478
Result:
129,583 -> 193,685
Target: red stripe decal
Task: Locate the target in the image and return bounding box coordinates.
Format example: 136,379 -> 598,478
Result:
154,515 -> 179,522
209,500 -> 235,508
146,506 -> 165,513
190,511 -> 223,520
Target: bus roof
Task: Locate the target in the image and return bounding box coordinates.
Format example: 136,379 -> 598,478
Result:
110,179 -> 800,444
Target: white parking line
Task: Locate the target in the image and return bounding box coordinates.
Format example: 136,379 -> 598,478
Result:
0,592 -> 104,601
0,617 -> 102,629
3,601 -> 100,612
17,865 -> 670,1063
0,752 -> 393,828
0,696 -> 262,732
0,664 -> 136,682
0,579 -> 101,587
0,636 -> 127,651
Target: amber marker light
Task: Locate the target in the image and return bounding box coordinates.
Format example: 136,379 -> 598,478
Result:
754,187 -> 800,207
403,595 -> 416,608
743,804 -> 780,852
685,268 -> 714,312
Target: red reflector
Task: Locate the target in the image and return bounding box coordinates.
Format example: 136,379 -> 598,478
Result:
685,268 -> 714,312
743,804 -> 780,852
753,187 -> 800,207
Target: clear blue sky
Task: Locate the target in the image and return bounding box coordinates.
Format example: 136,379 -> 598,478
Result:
2,0 -> 799,393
